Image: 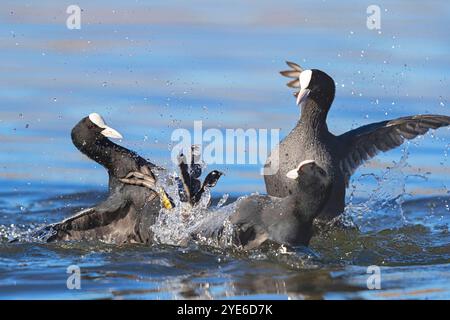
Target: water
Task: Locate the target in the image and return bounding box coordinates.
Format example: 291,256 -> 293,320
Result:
1,0 -> 450,299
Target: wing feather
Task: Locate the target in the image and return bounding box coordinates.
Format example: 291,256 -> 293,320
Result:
338,114 -> 450,186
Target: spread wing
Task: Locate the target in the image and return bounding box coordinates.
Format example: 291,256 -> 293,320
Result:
338,114 -> 450,185
35,189 -> 156,242
39,191 -> 130,242
30,186 -> 160,243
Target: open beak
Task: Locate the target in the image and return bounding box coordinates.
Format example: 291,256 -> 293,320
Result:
296,88 -> 311,106
101,126 -> 123,139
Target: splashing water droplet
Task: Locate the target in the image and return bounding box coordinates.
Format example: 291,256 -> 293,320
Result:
216,194 -> 229,208
150,165 -> 237,248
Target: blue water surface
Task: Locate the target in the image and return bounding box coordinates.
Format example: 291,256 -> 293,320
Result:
0,0 -> 449,299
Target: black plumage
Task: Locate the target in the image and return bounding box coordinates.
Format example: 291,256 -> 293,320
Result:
193,160 -> 332,249
40,113 -> 161,243
39,114 -> 222,243
265,61 -> 450,220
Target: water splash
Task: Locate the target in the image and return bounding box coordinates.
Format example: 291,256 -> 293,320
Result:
345,145 -> 421,232
150,165 -> 237,248
0,222 -> 50,243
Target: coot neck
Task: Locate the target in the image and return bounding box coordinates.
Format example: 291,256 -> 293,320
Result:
299,99 -> 330,137
73,135 -> 123,171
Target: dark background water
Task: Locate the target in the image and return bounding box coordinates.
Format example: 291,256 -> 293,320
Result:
0,0 -> 449,299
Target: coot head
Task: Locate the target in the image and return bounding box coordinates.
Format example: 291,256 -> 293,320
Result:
286,159 -> 331,194
71,113 -> 123,147
281,62 -> 336,112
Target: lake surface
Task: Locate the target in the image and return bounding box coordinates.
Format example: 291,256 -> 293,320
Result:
0,0 -> 449,299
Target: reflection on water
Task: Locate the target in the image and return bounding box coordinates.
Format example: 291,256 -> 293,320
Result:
0,0 -> 449,299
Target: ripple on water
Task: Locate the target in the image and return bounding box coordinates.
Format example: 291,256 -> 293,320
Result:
1,164 -> 450,298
